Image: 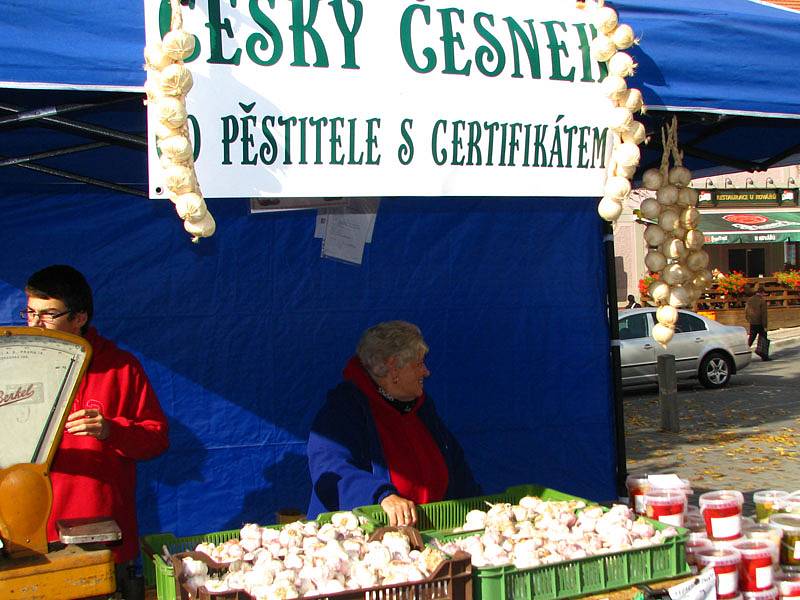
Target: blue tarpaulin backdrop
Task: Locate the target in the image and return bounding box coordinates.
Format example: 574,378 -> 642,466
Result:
2,0 -> 800,545
0,192 -> 615,538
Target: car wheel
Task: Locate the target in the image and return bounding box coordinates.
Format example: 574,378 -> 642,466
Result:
699,352 -> 733,389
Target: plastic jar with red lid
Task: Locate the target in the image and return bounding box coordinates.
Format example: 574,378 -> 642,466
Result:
701,490 -> 745,540
734,539 -> 776,592
744,522 -> 783,566
686,537 -> 713,571
644,490 -> 686,527
696,547 -> 743,599
775,571 -> 800,597
626,474 -> 651,515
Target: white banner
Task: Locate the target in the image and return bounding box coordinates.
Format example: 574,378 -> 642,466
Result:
145,0 -> 614,199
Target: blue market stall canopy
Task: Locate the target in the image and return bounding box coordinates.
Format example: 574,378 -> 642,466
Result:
701,210 -> 800,244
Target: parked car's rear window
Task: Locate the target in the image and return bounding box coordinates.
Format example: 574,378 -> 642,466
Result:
619,313 -> 649,340
675,313 -> 706,333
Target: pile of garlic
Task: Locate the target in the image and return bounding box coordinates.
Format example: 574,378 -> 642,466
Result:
588,1 -> 646,223
181,512 -> 449,599
144,0 -> 215,242
639,118 -> 711,346
435,497 -> 677,570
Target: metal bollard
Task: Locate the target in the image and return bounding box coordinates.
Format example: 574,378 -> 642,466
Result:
658,354 -> 679,433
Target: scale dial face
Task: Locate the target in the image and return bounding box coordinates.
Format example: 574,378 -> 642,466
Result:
0,328 -> 90,469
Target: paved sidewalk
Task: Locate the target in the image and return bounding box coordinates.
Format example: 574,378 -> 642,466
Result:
623,332 -> 800,515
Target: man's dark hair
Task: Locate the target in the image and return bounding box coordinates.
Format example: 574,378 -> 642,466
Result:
26,265 -> 93,334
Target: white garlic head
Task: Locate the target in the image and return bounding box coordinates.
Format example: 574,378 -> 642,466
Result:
601,75 -> 628,100
656,184 -> 679,206
144,41 -> 172,71
156,96 -> 188,129
686,249 -> 710,271
652,322 -> 675,347
662,263 -> 688,286
658,208 -> 679,232
668,166 -> 692,187
160,63 -> 194,96
605,176 -> 632,200
643,224 -> 666,247
668,285 -> 690,308
677,187 -> 699,207
598,196 -> 624,222
642,168 -> 664,191
622,120 -> 646,145
656,305 -> 679,326
621,88 -> 644,113
612,24 -> 636,50
649,281 -> 670,304
594,6 -> 619,34
615,141 -> 641,167
162,29 -> 196,61
608,52 -> 636,78
644,250 -> 667,273
591,34 -> 617,62
685,229 -> 705,250
680,207 -> 700,230
639,197 -> 661,221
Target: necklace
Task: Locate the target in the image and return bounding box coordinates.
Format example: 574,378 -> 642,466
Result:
377,385 -> 416,413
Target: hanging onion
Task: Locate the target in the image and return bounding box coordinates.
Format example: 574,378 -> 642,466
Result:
605,176 -> 632,199
662,263 -> 688,285
649,281 -> 671,304
685,229 -> 705,250
609,107 -> 634,133
612,24 -> 636,50
591,34 -> 617,62
661,237 -> 687,259
622,120 -> 646,145
156,96 -> 188,129
158,134 -> 194,164
642,168 -> 664,191
174,192 -> 207,221
644,250 -> 667,273
164,164 -> 197,195
668,285 -> 690,308
615,141 -> 640,167
594,6 -> 619,34
656,305 -> 679,326
601,75 -> 628,100
680,207 -> 700,229
621,88 -> 644,113
160,63 -> 193,96
652,323 -> 675,346
673,226 -> 687,240
668,166 -> 692,187
658,208 -> 680,232
677,187 -> 699,207
644,224 -> 666,247
656,184 -> 679,206
144,42 -> 172,71
598,196 -> 624,222
184,211 -> 216,241
162,29 -> 196,61
608,52 -> 636,77
639,197 -> 661,220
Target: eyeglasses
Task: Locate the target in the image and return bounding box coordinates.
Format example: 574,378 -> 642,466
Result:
19,308 -> 72,324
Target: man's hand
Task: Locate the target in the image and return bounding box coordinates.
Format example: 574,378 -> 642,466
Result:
65,409 -> 110,440
380,494 -> 417,527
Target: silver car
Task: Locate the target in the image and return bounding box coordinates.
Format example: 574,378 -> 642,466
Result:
618,308 -> 752,389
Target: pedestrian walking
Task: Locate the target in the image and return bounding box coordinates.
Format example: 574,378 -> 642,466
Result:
745,284 -> 771,360
625,294 -> 641,309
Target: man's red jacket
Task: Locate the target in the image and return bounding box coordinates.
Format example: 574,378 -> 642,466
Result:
47,327 -> 169,563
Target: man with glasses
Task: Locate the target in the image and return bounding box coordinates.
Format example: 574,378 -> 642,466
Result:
23,265 -> 169,599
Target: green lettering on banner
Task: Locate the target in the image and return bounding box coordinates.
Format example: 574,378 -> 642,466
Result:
438,8 -> 472,75
289,0 -> 329,67
577,126 -> 591,168
400,3 -> 436,73
297,117 -> 308,164
572,23 -> 596,82
562,124 -> 578,167
365,117 -> 382,165
347,118 -> 364,164
329,117 -> 345,165
221,114 -> 238,164
467,121 -> 482,165
548,115 -> 564,167
483,121 -> 499,166
503,17 -> 541,79
279,115 -> 298,164
431,120 -> 448,165
532,124 -> 548,167
398,118 -> 415,165
542,20 -> 575,82
329,0 -> 363,69
506,123 -> 522,166
206,0 -> 241,65
450,120 -> 466,165
309,117 -> 328,164
591,126 -> 608,168
474,13 -> 505,77
260,116 -> 278,165
247,0 -> 283,66
241,114 -> 258,165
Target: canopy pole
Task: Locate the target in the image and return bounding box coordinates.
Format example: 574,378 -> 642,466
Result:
603,220 -> 628,499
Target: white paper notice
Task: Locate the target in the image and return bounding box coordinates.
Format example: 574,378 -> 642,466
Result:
668,567 -> 716,600
321,199 -> 380,265
315,209 -> 331,239
648,474 -> 684,488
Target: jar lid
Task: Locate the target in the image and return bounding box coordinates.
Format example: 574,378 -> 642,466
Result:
732,539 -> 773,558
644,490 -> 686,505
743,522 -> 783,539
754,490 -> 789,502
695,547 -> 741,567
742,587 -> 779,600
626,473 -> 650,485
699,490 -> 744,509
769,513 -> 800,533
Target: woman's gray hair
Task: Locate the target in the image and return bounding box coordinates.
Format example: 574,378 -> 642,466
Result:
357,321 -> 429,378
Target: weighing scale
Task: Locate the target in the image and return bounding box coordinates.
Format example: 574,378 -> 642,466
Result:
0,326 -> 117,599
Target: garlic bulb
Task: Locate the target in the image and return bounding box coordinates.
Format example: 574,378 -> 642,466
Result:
174,192 -> 207,221
184,211 -> 217,240
642,168 -> 664,191
591,34 -> 617,62
162,29 -> 196,61
656,184 -> 678,206
644,250 -> 667,273
668,285 -> 690,308
673,226 -> 687,240
649,281 -> 670,304
598,196 -> 624,222
164,164 -> 196,195
605,176 -> 631,199
652,323 -> 675,346
662,263 -> 687,285
594,6 -> 619,33
144,73 -> 163,104
643,224 -> 666,247
601,75 -> 628,100
144,42 -> 172,71
609,107 -> 633,133
615,141 -> 640,167
608,52 -> 636,77
639,197 -> 661,220
612,24 -> 636,50
622,120 -> 646,145
615,163 -> 636,179
156,96 -> 188,129
668,166 -> 692,187
677,187 -> 698,207
661,237 -> 686,259
680,207 -> 700,229
656,305 -> 678,326
621,88 -> 644,113
159,134 -> 194,164
160,63 -> 194,96
658,208 -> 679,232
155,121 -> 182,142
686,249 -> 710,271
685,229 -> 705,250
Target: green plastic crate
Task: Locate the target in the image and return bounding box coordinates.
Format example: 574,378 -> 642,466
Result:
353,484 -> 594,533
140,512 -> 369,600
427,516 -> 689,600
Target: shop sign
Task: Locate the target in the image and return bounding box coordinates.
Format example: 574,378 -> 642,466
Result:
698,188 -> 798,207
144,1 -> 614,199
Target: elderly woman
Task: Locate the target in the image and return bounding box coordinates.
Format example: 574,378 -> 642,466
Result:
306,321 -> 481,526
